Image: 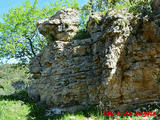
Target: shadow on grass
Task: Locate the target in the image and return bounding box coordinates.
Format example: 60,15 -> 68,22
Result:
0,91 -> 47,120
2,91 -> 159,120
0,91 -> 106,120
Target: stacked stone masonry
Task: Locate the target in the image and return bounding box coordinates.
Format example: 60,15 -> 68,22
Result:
28,7 -> 160,111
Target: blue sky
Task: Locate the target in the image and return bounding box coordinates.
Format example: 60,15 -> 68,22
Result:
0,0 -> 87,22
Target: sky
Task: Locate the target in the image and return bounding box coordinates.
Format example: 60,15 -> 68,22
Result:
0,0 -> 87,22
0,0 -> 87,64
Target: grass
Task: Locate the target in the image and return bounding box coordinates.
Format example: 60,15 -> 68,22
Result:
0,64 -> 160,120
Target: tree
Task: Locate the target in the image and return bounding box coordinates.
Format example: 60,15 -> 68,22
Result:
85,0 -> 150,13
0,0 -> 79,63
87,0 -> 121,12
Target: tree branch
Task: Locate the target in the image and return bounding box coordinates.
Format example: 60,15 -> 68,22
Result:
23,34 -> 36,57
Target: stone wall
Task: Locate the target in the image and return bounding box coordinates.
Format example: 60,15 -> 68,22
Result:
28,7 -> 160,111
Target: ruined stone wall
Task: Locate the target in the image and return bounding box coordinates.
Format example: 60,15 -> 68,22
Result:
28,7 -> 160,111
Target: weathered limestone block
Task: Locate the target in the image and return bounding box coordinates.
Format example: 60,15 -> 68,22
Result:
87,12 -> 102,35
73,46 -> 87,56
37,8 -> 79,41
143,21 -> 160,42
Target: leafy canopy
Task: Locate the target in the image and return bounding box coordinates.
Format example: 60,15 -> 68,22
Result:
0,0 -> 80,63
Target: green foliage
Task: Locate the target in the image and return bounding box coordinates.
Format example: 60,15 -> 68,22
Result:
0,0 -> 80,63
0,85 -> 4,90
113,0 -> 151,14
87,0 -> 151,14
63,0 -> 80,9
80,0 -> 151,30
100,9 -> 109,17
0,64 -> 30,95
0,0 -> 44,62
88,0 -> 121,12
94,17 -> 100,23
79,3 -> 91,30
